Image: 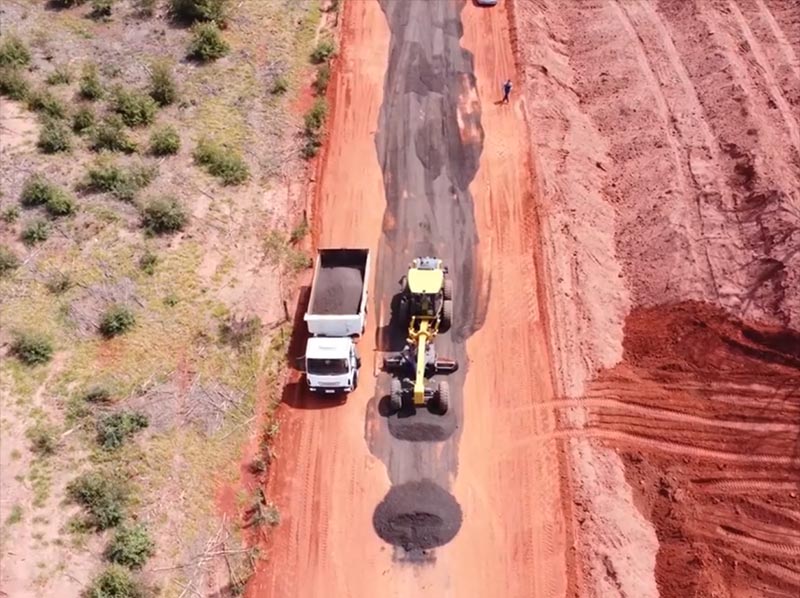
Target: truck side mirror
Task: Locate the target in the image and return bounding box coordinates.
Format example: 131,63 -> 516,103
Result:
295,356 -> 306,372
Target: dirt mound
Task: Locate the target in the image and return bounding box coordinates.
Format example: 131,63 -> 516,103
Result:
373,480 -> 462,551
583,302 -> 800,598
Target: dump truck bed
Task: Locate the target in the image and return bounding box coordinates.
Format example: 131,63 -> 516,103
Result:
305,249 -> 370,337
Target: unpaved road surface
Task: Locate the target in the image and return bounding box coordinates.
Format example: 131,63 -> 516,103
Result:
518,1 -> 800,596
248,0 -> 568,596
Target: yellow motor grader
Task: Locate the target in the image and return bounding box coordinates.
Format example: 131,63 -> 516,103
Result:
383,257 -> 457,414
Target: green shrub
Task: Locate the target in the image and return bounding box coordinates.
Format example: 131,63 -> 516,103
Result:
140,197 -> 187,234
111,86 -> 157,127
0,35 -> 30,68
79,63 -> 104,101
11,332 -> 53,365
84,160 -> 157,201
20,175 -> 76,216
45,189 -> 76,217
148,61 -> 177,106
193,138 -> 248,184
67,471 -> 129,530
148,126 -> 180,155
271,75 -> 289,95
96,411 -> 148,449
313,64 -> 330,96
46,65 -> 71,86
304,98 -> 327,133
27,89 -> 67,119
73,106 -> 95,133
90,0 -> 115,19
45,271 -> 72,294
219,315 -> 261,349
0,67 -> 29,100
310,39 -> 335,64
99,305 -> 136,337
105,524 -> 154,568
86,565 -> 145,598
26,423 -> 59,456
170,0 -> 228,23
21,219 -> 50,245
2,206 -> 20,223
90,116 -> 136,153
20,174 -> 55,207
37,119 -> 71,153
0,245 -> 20,277
188,22 -> 229,62
138,250 -> 157,274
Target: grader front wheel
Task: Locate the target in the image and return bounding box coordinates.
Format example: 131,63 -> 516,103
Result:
389,379 -> 403,413
435,380 -> 450,414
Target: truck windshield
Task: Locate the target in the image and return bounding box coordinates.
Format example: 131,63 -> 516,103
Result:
307,358 -> 349,376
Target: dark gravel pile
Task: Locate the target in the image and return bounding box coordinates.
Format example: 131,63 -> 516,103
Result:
313,266 -> 363,315
373,480 -> 462,550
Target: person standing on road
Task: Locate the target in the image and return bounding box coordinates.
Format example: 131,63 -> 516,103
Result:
502,79 -> 512,104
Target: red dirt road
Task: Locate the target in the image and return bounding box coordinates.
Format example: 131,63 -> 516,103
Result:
248,0 -> 569,596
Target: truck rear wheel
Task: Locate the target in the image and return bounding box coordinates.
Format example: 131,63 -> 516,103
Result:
443,278 -> 453,301
441,299 -> 453,331
436,380 -> 450,414
389,379 -> 403,413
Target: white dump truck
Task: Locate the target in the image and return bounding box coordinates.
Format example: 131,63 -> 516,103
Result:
303,248 -> 370,395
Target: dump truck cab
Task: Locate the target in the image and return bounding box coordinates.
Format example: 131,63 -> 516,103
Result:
305,336 -> 361,394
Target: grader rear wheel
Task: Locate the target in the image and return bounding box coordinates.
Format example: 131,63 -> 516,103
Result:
443,278 -> 453,301
435,380 -> 450,414
389,379 -> 403,413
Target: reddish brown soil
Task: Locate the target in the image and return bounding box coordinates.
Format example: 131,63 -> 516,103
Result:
589,302 -> 800,597
515,0 -> 800,596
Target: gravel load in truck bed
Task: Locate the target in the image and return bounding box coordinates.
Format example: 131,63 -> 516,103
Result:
311,266 -> 364,315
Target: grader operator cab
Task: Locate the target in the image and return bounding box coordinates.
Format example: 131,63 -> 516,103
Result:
383,257 -> 458,414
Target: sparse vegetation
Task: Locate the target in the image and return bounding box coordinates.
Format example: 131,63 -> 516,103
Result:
148,61 -> 177,106
0,67 -> 30,100
313,64 -> 331,96
111,86 -> 158,127
302,98 -> 327,158
105,524 -> 154,569
140,196 -> 187,235
44,189 -> 76,217
193,138 -> 248,184
188,22 -> 229,62
90,0 -> 115,20
89,116 -> 136,153
27,422 -> 59,456
0,245 -> 19,277
96,411 -> 148,449
79,63 -> 104,101
99,305 -> 136,337
149,125 -> 180,155
134,0 -> 157,17
45,271 -> 73,294
86,565 -> 145,598
271,74 -> 289,95
46,64 -> 72,86
289,217 -> 309,243
219,315 -> 261,350
2,206 -> 20,223
27,89 -> 68,119
310,38 -> 335,64
22,219 -> 51,245
11,332 -> 54,365
67,470 -> 129,530
0,34 -> 30,68
5,505 -> 23,525
37,119 -> 72,154
83,386 -> 112,403
73,106 -> 95,133
170,0 -> 228,24
138,249 -> 157,274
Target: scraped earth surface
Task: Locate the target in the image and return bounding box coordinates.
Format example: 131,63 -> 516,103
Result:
517,0 -> 800,596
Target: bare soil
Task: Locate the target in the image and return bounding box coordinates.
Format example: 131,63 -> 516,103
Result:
515,0 -> 800,596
